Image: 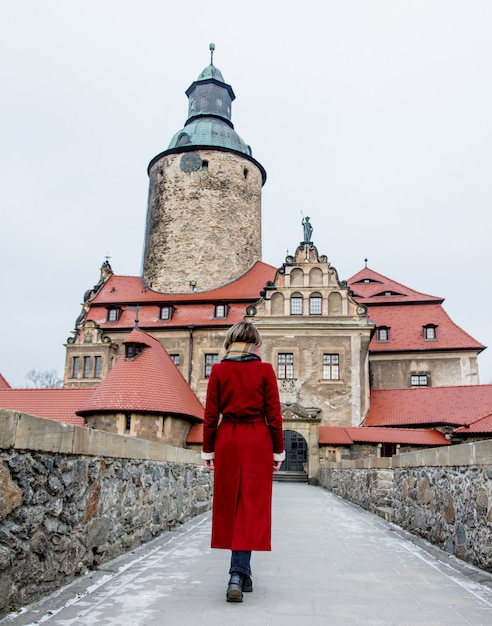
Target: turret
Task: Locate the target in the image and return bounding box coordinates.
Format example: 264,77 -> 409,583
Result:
142,44 -> 266,293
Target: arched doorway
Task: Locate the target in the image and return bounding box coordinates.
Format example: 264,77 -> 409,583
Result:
281,430 -> 308,473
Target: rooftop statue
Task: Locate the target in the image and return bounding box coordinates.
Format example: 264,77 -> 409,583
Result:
302,216 -> 313,243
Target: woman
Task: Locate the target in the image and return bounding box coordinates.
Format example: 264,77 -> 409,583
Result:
202,321 -> 285,602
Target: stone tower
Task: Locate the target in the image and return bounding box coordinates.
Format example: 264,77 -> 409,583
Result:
142,45 -> 266,293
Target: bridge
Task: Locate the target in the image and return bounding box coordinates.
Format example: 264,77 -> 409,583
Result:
3,482 -> 492,626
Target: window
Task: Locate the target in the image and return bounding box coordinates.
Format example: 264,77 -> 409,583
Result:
214,304 -> 227,318
170,354 -> 180,366
125,414 -> 131,432
377,327 -> 390,342
423,325 -> 437,341
205,353 -> 219,378
277,353 -> 294,379
72,356 -> 80,378
160,306 -> 173,320
94,356 -> 102,378
201,160 -> 208,171
310,294 -> 322,315
177,132 -> 191,146
323,354 -> 340,380
411,374 -> 429,387
107,308 -> 121,322
125,343 -> 142,359
381,443 -> 397,457
83,357 -> 91,378
290,295 -> 303,315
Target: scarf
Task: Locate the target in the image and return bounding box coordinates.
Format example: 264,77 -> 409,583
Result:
222,342 -> 261,362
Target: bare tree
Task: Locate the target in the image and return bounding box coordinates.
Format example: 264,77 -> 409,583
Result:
25,368 -> 63,388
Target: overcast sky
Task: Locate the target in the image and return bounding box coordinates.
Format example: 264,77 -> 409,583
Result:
1,0 -> 491,387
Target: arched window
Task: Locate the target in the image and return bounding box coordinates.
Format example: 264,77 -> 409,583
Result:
309,293 -> 322,315
290,293 -> 303,315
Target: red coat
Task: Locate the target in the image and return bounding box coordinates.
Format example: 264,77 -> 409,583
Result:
203,360 -> 284,551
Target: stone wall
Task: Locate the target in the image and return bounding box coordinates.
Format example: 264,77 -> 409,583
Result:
319,440 -> 492,572
142,149 -> 263,292
0,410 -> 212,616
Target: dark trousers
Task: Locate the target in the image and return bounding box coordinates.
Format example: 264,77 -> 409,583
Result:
229,550 -> 252,576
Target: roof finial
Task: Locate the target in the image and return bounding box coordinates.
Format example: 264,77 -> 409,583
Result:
364,258 -> 368,268
209,42 -> 215,65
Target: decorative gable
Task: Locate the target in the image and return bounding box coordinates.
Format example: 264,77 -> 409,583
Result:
250,243 -> 369,321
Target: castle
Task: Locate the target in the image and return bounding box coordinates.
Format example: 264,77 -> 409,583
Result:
3,47 -> 488,483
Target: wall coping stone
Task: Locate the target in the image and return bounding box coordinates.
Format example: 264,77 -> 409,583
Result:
0,409 -> 202,464
325,440 -> 492,470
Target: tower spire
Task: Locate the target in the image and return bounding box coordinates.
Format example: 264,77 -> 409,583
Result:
209,42 -> 215,65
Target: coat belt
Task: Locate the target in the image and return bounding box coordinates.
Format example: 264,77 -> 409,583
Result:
221,414 -> 266,424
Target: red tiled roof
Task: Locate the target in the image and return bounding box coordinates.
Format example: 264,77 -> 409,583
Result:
0,389 -> 93,425
77,329 -> 204,421
187,423 -> 450,447
0,374 -> 11,389
319,425 -> 450,446
348,267 -> 443,304
90,261 -> 275,305
319,426 -> 353,445
454,413 -> 492,434
186,423 -> 203,444
88,303 -> 249,330
364,385 -> 492,428
365,304 -> 484,352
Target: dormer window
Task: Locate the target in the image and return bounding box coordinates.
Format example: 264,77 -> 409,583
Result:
354,278 -> 381,285
423,325 -> 438,341
160,306 -> 174,321
177,132 -> 191,146
374,290 -> 402,297
377,327 -> 390,342
125,343 -> 142,359
107,307 -> 121,322
214,304 -> 228,319
411,373 -> 429,387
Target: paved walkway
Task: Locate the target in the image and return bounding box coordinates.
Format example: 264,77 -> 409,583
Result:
3,483 -> 492,626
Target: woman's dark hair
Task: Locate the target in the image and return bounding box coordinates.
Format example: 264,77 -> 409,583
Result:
224,321 -> 262,349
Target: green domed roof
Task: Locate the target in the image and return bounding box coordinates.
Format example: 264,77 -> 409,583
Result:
166,44 -> 252,156
196,63 -> 225,82
168,118 -> 252,155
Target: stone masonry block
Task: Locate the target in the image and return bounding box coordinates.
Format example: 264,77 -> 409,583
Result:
0,409 -> 19,448
0,464 -> 22,521
14,413 -> 75,454
123,436 -> 152,460
77,428 -> 126,458
446,442 -> 475,467
472,440 -> 492,466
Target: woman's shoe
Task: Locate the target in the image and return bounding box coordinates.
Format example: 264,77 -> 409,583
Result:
226,573 -> 243,602
242,574 -> 253,592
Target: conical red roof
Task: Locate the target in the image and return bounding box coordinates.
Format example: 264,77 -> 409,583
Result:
77,329 -> 203,421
